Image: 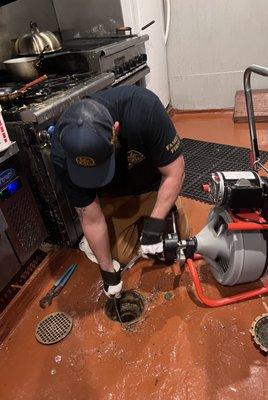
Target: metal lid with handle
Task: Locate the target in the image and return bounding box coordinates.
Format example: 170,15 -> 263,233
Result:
15,21 -> 62,56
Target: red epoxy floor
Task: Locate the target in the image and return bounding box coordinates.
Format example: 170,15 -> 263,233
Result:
0,111 -> 267,400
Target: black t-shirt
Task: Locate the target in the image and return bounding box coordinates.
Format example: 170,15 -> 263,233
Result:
51,86 -> 183,208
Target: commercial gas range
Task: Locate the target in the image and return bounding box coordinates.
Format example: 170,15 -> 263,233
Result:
1,34 -> 149,246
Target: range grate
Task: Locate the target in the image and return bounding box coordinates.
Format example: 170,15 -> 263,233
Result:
181,139 -> 268,204
35,312 -> 73,345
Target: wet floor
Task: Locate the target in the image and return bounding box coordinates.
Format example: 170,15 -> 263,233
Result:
0,111 -> 267,399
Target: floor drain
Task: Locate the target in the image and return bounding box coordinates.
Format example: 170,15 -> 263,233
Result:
35,312 -> 73,345
105,290 -> 145,325
251,313 -> 268,353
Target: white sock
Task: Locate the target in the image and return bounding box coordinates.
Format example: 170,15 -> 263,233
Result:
79,236 -> 98,263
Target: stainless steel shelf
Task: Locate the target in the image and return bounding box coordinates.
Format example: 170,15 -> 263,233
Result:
0,142 -> 19,164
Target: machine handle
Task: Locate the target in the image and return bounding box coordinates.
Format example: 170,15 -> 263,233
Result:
245,64 -> 268,77
243,64 -> 268,171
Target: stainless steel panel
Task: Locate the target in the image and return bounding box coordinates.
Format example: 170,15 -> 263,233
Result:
40,144 -> 82,245
98,35 -> 149,56
112,66 -> 150,86
0,142 -> 19,164
0,209 -> 7,234
1,179 -> 47,264
53,0 -> 123,40
100,42 -> 147,73
0,231 -> 20,291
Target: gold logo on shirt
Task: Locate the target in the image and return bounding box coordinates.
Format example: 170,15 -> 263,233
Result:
166,135 -> 181,154
75,156 -> 96,168
127,150 -> 145,169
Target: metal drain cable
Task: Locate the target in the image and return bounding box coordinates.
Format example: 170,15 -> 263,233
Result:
113,296 -> 123,324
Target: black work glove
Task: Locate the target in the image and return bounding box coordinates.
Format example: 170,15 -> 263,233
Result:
140,217 -> 166,259
99,260 -> 122,298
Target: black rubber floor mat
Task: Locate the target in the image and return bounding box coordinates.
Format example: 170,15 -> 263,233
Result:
181,138 -> 268,204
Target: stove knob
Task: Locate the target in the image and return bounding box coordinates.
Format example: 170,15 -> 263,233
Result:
47,125 -> 55,136
139,53 -> 147,63
137,54 -> 145,64
123,62 -> 130,72
134,55 -> 141,65
113,66 -> 122,78
38,130 -> 50,143
129,58 -> 137,69
118,65 -> 124,75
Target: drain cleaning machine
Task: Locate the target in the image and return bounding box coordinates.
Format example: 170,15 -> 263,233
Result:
162,65 -> 268,307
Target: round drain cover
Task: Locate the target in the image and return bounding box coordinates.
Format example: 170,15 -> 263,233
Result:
35,312 -> 73,345
250,313 -> 268,353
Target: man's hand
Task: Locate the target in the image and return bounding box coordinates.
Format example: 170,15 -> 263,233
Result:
140,216 -> 166,259
99,260 -> 123,298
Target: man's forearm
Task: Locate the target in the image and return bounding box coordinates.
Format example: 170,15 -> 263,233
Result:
151,155 -> 185,219
82,218 -> 113,271
151,175 -> 183,219
76,205 -> 113,272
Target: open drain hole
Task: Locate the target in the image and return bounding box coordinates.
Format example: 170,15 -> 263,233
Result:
251,314 -> 268,353
105,290 -> 145,325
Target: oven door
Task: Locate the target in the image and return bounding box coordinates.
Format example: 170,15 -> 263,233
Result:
0,210 -> 20,291
39,144 -> 82,245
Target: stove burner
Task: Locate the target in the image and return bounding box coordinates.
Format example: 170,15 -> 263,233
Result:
0,72 -> 95,110
24,87 -> 53,103
40,72 -> 95,91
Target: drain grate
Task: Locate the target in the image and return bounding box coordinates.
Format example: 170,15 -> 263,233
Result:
35,312 -> 73,345
105,290 -> 145,325
181,138 -> 268,204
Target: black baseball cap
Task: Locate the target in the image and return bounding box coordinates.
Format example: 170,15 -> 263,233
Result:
57,98 -> 115,188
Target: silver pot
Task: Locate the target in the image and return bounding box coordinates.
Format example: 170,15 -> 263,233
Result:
3,56 -> 40,81
15,21 -> 62,56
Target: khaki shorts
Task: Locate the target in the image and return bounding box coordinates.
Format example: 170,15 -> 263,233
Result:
100,192 -> 189,265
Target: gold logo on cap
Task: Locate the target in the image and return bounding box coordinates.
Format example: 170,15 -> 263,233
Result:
110,126 -> 116,146
76,156 -> 96,168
